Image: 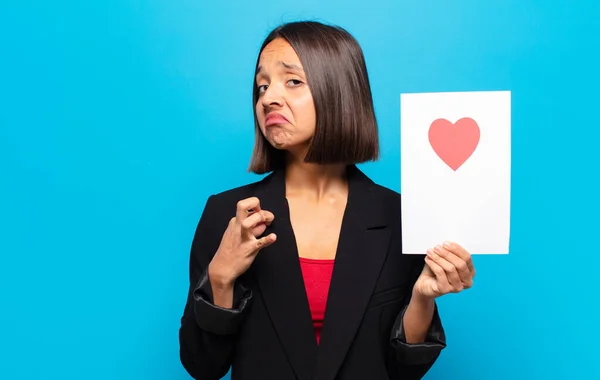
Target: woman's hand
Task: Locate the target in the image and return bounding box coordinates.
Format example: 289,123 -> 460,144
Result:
208,197 -> 277,289
412,241 -> 475,300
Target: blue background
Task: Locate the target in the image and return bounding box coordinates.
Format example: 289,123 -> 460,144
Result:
1,1 -> 599,379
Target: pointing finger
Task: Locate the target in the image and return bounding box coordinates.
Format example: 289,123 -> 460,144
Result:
236,197 -> 261,221
241,210 -> 274,237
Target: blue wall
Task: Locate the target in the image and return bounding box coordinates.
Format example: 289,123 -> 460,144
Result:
1,1 -> 599,379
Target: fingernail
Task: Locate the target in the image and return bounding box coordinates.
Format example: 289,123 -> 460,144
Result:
426,249 -> 434,257
434,245 -> 442,253
443,241 -> 451,248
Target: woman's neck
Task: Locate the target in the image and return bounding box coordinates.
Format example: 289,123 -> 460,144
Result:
284,154 -> 348,201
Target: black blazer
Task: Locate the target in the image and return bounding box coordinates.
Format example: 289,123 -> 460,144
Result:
179,165 -> 446,380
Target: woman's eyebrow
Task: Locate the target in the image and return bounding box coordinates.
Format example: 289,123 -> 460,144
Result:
256,61 -> 304,75
278,61 -> 304,72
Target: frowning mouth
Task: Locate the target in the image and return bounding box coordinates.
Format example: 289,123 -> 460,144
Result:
265,113 -> 289,127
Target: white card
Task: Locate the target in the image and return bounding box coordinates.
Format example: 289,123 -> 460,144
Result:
400,91 -> 511,254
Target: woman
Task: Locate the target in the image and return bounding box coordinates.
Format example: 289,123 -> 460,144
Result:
179,21 -> 476,380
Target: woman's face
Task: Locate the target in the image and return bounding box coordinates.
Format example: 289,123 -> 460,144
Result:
255,38 -> 316,157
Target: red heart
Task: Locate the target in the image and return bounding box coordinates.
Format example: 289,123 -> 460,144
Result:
428,117 -> 480,171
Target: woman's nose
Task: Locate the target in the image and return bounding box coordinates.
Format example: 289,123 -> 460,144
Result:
261,83 -> 284,106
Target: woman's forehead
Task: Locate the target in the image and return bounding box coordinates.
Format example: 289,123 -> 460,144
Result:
258,39 -> 301,67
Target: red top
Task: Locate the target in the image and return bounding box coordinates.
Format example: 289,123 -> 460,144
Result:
298,257 -> 335,345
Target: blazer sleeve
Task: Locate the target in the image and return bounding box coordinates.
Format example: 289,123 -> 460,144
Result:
388,255 -> 447,379
179,195 -> 253,380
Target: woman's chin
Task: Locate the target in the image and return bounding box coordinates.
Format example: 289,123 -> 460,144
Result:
269,141 -> 287,150
267,136 -> 290,150
266,137 -> 309,156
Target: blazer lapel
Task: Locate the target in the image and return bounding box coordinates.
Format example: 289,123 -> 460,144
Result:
314,165 -> 392,380
251,170 -> 318,380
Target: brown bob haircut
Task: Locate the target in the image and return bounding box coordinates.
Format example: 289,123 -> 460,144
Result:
248,21 -> 380,174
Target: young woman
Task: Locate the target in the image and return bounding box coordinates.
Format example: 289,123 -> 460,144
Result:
179,21 -> 475,380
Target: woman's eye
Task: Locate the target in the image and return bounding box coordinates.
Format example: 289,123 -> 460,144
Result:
257,85 -> 268,93
288,79 -> 302,86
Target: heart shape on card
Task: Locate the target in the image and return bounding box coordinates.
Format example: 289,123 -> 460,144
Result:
428,117 -> 480,171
